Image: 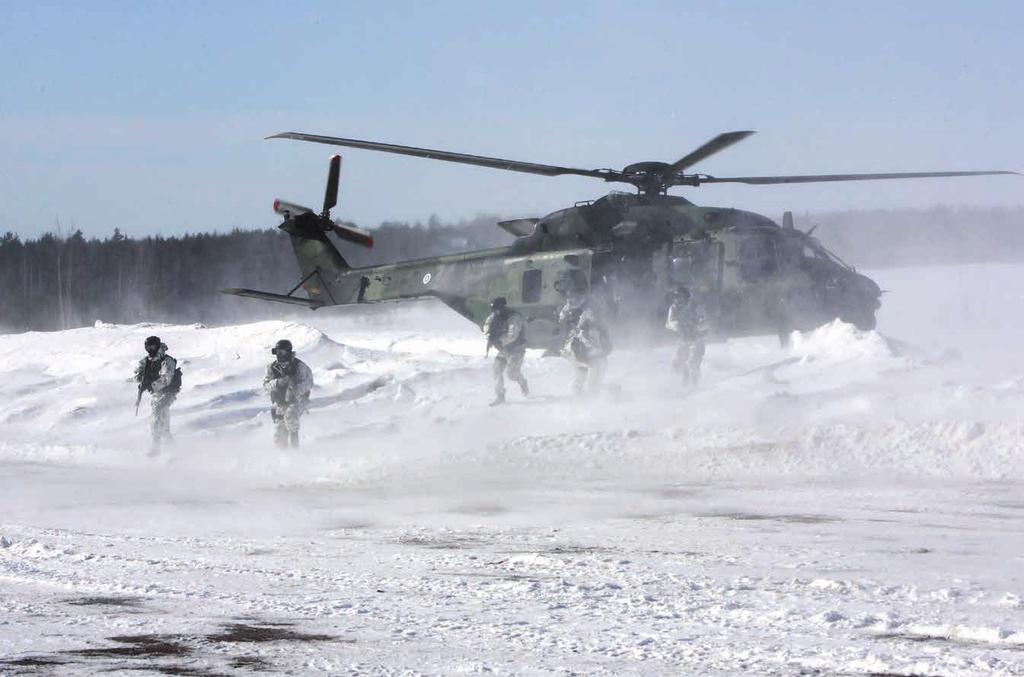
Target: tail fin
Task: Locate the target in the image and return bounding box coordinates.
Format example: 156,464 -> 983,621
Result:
223,154 -> 372,308
273,154 -> 374,305
281,212 -> 357,305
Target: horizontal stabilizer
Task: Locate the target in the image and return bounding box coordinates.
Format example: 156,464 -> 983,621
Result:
221,288 -> 325,308
498,218 -> 540,237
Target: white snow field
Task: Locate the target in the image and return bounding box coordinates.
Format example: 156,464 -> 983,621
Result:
2,263 -> 1024,676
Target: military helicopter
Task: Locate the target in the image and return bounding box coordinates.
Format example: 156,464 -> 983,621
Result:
224,131 -> 1016,347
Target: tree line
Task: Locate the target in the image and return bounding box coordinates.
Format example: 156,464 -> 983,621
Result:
1,206 -> 1021,332
0,216 -> 510,332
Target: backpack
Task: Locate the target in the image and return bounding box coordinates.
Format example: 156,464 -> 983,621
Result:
166,358 -> 183,394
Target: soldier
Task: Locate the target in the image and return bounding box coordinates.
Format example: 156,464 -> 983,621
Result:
559,290 -> 611,395
666,285 -> 708,386
263,339 -> 314,448
482,296 -> 529,406
133,335 -> 181,453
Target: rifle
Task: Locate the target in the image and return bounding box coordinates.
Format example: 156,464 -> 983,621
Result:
134,359 -> 159,416
485,313 -> 507,357
270,360 -> 297,406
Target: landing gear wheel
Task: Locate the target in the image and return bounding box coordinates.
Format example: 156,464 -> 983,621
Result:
775,298 -> 798,348
776,312 -> 793,347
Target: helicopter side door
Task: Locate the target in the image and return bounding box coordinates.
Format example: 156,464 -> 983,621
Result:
667,237 -> 724,328
714,228 -> 789,335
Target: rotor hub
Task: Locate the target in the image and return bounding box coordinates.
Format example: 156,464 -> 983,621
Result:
620,162 -> 703,194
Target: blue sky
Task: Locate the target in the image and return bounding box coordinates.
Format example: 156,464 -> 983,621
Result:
1,1 -> 1021,238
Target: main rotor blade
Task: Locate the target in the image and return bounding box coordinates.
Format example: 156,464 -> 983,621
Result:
699,170 -> 1020,185
269,132 -> 617,181
668,131 -> 755,173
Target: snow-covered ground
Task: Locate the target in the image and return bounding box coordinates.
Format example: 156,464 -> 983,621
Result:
2,263 -> 1024,676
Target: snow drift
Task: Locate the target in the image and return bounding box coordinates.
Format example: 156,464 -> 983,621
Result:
2,267 -> 1024,486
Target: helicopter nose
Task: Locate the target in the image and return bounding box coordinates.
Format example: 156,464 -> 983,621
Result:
854,274 -> 883,306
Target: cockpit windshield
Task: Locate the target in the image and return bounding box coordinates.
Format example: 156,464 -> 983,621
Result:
802,235 -> 853,270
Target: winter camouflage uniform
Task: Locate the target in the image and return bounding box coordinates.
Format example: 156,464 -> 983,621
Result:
666,292 -> 708,386
134,342 -> 178,451
482,306 -> 529,404
264,355 -> 314,448
559,293 -> 611,395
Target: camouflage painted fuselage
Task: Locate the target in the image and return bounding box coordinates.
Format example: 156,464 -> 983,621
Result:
276,192 -> 881,349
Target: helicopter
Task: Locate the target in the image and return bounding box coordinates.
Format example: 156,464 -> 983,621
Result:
224,131 -> 1017,348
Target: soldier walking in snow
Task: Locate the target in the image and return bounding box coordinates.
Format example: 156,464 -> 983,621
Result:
134,335 -> 181,453
559,289 -> 612,395
264,339 -> 314,448
482,296 -> 529,406
666,286 -> 708,386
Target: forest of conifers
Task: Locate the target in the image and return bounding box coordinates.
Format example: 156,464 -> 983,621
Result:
1,205 -> 1021,332
0,216 -> 510,332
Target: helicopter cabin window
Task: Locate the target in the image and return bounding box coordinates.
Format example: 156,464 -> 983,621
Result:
738,233 -> 779,281
521,269 -> 542,303
554,268 -> 588,296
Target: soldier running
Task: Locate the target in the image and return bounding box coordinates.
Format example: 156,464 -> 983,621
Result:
666,285 -> 708,386
482,297 -> 529,405
134,335 -> 181,453
263,339 -> 314,448
559,290 -> 611,395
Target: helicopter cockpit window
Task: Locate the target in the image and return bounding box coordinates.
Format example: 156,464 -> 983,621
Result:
795,237 -> 853,270
738,234 -> 779,281
521,269 -> 542,303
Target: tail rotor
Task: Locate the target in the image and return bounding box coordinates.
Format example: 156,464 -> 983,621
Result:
273,155 -> 374,249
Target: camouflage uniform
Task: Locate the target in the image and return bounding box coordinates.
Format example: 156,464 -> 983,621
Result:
559,293 -> 610,395
666,293 -> 707,386
134,343 -> 178,451
264,356 -> 314,448
482,307 -> 529,403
